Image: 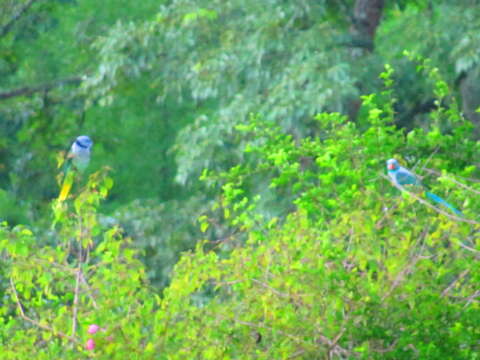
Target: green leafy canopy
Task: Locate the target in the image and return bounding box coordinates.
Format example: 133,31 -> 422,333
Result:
1,61 -> 479,358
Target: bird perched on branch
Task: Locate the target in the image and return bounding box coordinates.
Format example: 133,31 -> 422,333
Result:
386,158 -> 461,215
58,135 -> 93,201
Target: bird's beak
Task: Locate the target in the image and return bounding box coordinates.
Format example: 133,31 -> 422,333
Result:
388,163 -> 395,170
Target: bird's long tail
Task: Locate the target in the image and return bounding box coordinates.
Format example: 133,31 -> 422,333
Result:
425,191 -> 462,215
58,170 -> 74,201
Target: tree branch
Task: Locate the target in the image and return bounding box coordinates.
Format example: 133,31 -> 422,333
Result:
10,278 -> 80,345
382,255 -> 424,301
71,268 -> 82,337
232,318 -> 351,357
381,174 -> 480,225
80,271 -> 99,309
0,76 -> 82,101
463,290 -> 480,308
441,270 -> 470,297
0,0 -> 43,39
251,278 -> 290,299
423,168 -> 480,195
458,241 -> 480,255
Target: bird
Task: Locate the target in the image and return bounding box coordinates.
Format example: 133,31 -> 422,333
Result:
58,135 -> 93,201
386,158 -> 462,215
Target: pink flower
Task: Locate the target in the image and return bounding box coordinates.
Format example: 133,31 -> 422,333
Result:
88,324 -> 100,334
86,338 -> 95,351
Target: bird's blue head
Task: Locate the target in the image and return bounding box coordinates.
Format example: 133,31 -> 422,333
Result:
75,135 -> 93,150
386,158 -> 399,171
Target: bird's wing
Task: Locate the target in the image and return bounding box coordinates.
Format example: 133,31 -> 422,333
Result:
395,167 -> 419,186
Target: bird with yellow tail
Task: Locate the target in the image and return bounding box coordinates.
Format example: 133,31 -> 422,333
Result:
58,135 -> 93,201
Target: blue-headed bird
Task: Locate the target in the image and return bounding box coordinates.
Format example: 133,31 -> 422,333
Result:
386,158 -> 461,215
58,135 -> 93,201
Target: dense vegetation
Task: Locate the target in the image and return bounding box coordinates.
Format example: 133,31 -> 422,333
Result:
1,0 -> 480,358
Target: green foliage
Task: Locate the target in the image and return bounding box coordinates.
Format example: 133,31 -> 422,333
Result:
157,212 -> 480,359
0,0 -> 166,215
374,4 -> 480,127
113,197 -> 211,288
2,1 -> 480,356
85,0 -> 364,186
0,169 -> 156,358
3,0 -> 480,291
1,60 -> 480,358
152,64 -> 480,358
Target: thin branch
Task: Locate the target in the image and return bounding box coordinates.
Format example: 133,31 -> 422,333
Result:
441,269 -> 470,297
232,318 -> 351,357
0,76 -> 82,101
382,255 -> 422,301
234,319 -> 304,344
375,202 -> 399,229
10,278 -> 80,344
72,214 -> 86,337
370,339 -> 400,354
80,272 -> 98,309
71,268 -> 82,337
414,146 -> 439,172
463,290 -> 480,308
327,328 -> 347,357
216,279 -> 245,287
287,349 -> 306,359
424,167 -> 480,184
458,241 -> 480,254
381,174 -> 480,225
0,0 -> 42,38
10,278 -> 26,317
423,168 -> 480,196
251,278 -> 290,299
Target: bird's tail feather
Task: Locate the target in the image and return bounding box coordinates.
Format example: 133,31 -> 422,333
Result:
58,171 -> 74,201
425,191 -> 462,215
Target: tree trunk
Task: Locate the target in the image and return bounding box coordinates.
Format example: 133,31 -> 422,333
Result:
459,65 -> 480,137
351,0 -> 385,55
346,0 -> 385,120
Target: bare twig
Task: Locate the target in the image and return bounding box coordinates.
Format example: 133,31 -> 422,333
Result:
317,333 -> 350,358
441,269 -> 470,297
0,0 -> 42,38
381,174 -> 479,225
327,328 -> 347,357
458,241 -> 480,254
72,215 -> 88,337
0,76 -> 82,101
234,319 -> 303,343
382,255 -> 423,301
463,290 -> 480,308
10,278 -> 26,317
414,146 -> 439,172
232,318 -> 351,357
251,278 -> 290,299
10,278 -> 80,344
375,202 -> 399,229
424,168 -> 480,196
287,349 -> 306,359
424,167 -> 480,184
80,272 -> 98,309
71,268 -> 82,337
370,339 -> 399,354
